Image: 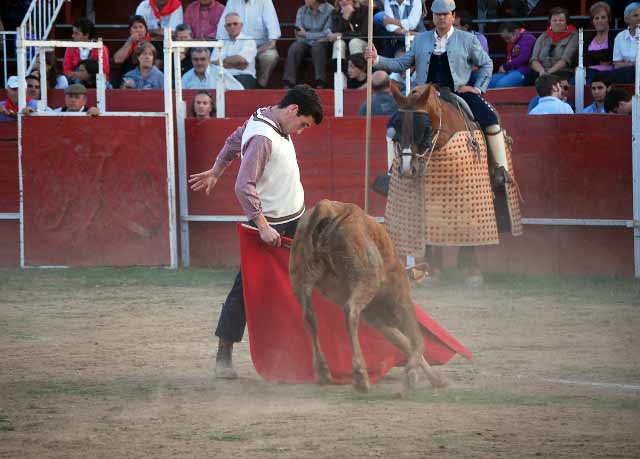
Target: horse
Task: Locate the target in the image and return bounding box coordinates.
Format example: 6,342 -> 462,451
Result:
289,199 -> 448,393
384,83 -> 522,286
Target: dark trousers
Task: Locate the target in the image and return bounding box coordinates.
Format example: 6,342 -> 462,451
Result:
215,218 -> 300,343
234,73 -> 257,89
283,41 -> 330,86
455,91 -> 499,129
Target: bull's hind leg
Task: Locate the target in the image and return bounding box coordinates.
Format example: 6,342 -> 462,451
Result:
294,285 -> 332,385
344,285 -> 377,393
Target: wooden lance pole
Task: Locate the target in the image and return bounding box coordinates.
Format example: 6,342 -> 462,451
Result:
364,0 -> 374,213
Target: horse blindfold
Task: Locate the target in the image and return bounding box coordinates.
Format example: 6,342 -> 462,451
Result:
388,110 -> 433,154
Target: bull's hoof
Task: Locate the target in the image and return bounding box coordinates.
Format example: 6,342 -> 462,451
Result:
404,368 -> 419,391
315,367 -> 332,386
215,365 -> 238,380
464,273 -> 484,288
353,371 -> 370,393
427,371 -> 449,389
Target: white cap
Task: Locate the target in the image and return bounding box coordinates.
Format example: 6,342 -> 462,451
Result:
6,76 -> 19,89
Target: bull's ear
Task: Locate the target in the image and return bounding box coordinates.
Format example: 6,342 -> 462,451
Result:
389,80 -> 407,107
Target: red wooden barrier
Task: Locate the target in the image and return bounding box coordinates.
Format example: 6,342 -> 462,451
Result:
0,123 -> 19,266
20,116 -> 172,266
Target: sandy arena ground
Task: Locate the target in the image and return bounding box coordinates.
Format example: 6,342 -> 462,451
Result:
1,268 -> 639,458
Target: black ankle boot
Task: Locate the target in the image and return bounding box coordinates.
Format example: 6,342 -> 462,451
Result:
215,340 -> 238,379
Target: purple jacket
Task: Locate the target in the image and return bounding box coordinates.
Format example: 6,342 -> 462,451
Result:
502,29 -> 536,76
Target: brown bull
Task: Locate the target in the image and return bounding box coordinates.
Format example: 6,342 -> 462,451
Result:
289,199 -> 448,392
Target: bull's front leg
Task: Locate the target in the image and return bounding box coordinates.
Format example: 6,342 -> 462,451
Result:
296,286 -> 332,385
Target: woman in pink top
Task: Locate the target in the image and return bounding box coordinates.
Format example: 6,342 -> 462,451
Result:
582,2 -> 615,83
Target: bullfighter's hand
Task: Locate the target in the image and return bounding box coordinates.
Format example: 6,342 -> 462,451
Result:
457,85 -> 481,95
189,168 -> 218,195
258,225 -> 281,247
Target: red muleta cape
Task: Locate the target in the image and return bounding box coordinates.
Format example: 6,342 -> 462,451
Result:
238,224 -> 472,384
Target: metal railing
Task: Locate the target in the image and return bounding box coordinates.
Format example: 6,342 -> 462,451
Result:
0,31 -> 17,88
20,0 -> 68,74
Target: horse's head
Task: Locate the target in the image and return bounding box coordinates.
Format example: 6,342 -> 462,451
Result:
387,83 -> 435,166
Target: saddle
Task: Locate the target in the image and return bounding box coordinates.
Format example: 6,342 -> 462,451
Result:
437,87 -> 475,123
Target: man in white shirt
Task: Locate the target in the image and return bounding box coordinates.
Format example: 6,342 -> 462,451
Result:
182,47 -> 244,90
211,13 -> 258,89
611,2 -> 640,84
135,0 -> 184,38
529,74 -> 574,115
216,0 -> 281,88
373,0 -> 423,57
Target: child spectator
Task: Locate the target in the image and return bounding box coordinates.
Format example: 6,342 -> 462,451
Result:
76,59 -> 99,88
489,22 -> 535,88
283,0 -> 334,89
216,0 -> 281,88
135,0 -> 184,38
583,2 -> 615,83
121,42 -> 164,89
0,76 -> 38,121
25,74 -> 41,100
63,17 -> 110,82
604,87 -> 632,114
583,73 -> 612,113
346,52 -> 367,88
530,7 -> 578,77
611,2 -> 640,84
529,73 -> 574,115
184,0 -> 224,39
31,51 -> 68,89
454,10 -> 488,53
328,0 -> 369,66
191,90 -> 216,118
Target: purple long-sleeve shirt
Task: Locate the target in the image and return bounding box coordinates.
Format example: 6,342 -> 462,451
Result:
213,107 -> 278,221
502,29 -> 536,76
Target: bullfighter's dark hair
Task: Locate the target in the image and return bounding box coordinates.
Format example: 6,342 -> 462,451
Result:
278,84 -> 324,125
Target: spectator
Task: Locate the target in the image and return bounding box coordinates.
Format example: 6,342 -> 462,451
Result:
528,69 -> 572,112
31,51 -> 68,89
453,10 -> 488,53
489,22 -> 535,88
611,2 -> 640,84
583,2 -> 616,83
191,90 -> 216,118
211,13 -> 258,89
604,87 -> 632,114
113,15 -> 154,79
25,74 -> 41,100
63,17 -> 111,82
54,84 -> 100,115
216,0 -> 281,88
175,24 -> 194,75
0,76 -> 37,121
76,59 -> 99,88
373,0 -> 425,58
529,7 -> 578,77
328,0 -> 369,65
182,48 -> 244,90
122,42 -> 164,89
135,0 -> 184,38
529,74 -> 574,115
283,0 -> 334,89
184,0 -> 224,39
358,70 -> 398,115
583,72 -> 612,113
347,52 -> 367,88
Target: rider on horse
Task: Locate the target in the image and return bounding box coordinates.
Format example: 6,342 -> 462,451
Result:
365,0 -> 510,186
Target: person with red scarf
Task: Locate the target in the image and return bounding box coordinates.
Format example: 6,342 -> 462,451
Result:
0,76 -> 38,122
135,0 -> 184,38
489,22 -> 536,88
63,17 -> 111,82
530,7 -> 578,76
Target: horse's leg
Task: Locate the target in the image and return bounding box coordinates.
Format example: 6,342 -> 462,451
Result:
293,284 -> 332,385
424,245 -> 443,285
458,246 -> 484,287
344,284 -> 377,392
